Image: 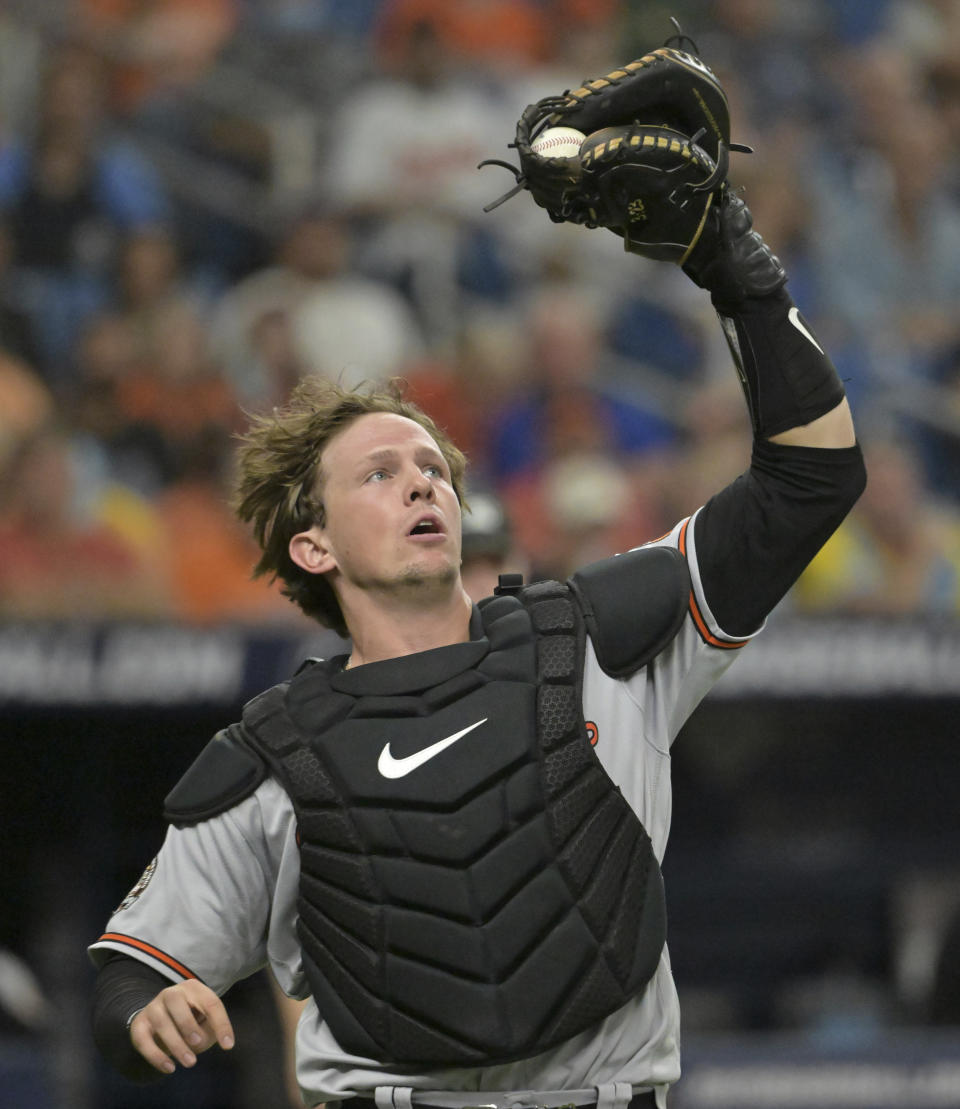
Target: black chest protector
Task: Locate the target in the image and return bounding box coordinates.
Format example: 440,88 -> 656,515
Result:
237,577 -> 669,1068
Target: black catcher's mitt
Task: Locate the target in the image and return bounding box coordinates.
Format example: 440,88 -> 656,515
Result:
479,33 -> 739,223
479,27 -> 785,303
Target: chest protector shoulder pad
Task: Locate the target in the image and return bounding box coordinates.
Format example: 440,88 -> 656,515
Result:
569,545 -> 690,678
238,579 -> 668,1067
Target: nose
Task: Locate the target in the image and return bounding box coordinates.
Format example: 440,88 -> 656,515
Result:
406,466 -> 435,503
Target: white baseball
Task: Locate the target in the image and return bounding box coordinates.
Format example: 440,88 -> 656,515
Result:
531,126 -> 586,159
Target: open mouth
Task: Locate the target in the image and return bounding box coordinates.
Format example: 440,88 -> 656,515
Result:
409,517 -> 443,537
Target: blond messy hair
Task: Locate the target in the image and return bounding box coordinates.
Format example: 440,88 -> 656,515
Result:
233,377 -> 468,636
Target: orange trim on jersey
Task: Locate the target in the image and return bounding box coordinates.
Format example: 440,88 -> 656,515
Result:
678,516 -> 690,557
98,933 -> 198,980
678,518 -> 746,651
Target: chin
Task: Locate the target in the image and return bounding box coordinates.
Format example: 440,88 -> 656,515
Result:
399,562 -> 460,589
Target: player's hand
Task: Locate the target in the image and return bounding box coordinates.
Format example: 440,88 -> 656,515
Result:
129,980 -> 235,1074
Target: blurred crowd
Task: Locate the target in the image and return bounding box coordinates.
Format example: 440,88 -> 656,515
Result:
1,0 -> 960,626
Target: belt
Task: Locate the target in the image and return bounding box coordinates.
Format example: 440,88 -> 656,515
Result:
348,1094 -> 657,1109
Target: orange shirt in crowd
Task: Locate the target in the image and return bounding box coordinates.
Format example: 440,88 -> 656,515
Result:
157,479 -> 306,626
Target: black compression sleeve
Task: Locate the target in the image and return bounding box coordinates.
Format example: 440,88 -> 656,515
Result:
91,953 -> 170,1083
694,437 -> 866,636
717,288 -> 846,439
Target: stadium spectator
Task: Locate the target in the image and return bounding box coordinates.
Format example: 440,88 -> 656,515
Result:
487,287 -> 677,483
0,423 -> 169,619
793,433 -> 960,614
0,43 -> 170,381
69,311 -> 162,496
78,0 -> 237,116
71,300 -> 238,496
0,12 -> 44,135
325,18 -> 512,349
458,486 -> 527,601
155,428 -> 313,626
0,348 -> 54,469
115,225 -> 210,367
375,0 -> 553,76
808,38 -> 960,393
109,323 -> 238,487
483,289 -> 677,580
927,47 -> 960,200
923,341 -> 960,501
288,216 -> 425,391
0,220 -> 42,370
694,0 -> 833,129
657,376 -> 753,531
209,207 -> 424,405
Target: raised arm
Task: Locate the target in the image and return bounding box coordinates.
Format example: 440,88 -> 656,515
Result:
675,190 -> 865,634
500,45 -> 865,633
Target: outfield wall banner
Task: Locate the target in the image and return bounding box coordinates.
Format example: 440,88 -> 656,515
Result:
677,1031 -> 960,1108
0,616 -> 957,707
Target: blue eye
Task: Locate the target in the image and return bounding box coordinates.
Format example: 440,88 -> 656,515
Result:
424,464 -> 443,478
367,469 -> 390,482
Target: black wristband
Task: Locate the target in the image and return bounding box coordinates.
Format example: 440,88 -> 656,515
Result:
91,954 -> 169,1083
716,288 -> 846,439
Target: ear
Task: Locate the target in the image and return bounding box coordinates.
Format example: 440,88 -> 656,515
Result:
288,524 -> 337,576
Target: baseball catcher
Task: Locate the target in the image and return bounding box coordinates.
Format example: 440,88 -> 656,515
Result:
90,22 -> 865,1109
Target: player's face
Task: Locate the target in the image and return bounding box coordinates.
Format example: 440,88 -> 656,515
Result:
306,412 -> 463,597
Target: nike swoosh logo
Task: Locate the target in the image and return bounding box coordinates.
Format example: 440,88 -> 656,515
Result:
377,718 -> 488,779
788,306 -> 825,354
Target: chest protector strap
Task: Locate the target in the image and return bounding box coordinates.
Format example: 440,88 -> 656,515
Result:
239,580 -> 667,1067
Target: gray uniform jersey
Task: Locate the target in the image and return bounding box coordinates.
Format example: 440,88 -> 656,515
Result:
89,512 -> 756,1106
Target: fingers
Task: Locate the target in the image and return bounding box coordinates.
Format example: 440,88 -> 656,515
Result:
190,985 -> 236,1051
130,981 -> 234,1075
129,1003 -> 183,1074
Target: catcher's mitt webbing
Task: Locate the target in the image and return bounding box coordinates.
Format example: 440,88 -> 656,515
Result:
479,32 -> 748,224
558,47 -> 732,162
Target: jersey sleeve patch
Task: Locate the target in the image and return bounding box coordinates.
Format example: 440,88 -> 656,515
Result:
114,857 -> 158,913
